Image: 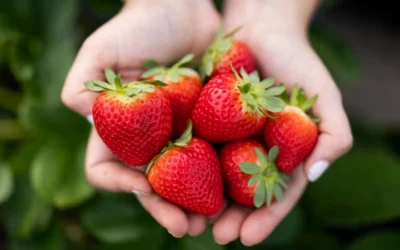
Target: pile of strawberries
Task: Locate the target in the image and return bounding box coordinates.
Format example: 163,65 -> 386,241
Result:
84,28 -> 319,216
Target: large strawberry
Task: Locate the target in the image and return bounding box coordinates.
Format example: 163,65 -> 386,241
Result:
191,68 -> 286,143
85,68 -> 172,166
264,85 -> 319,173
147,121 -> 224,216
220,140 -> 289,208
141,54 -> 203,137
199,27 -> 256,79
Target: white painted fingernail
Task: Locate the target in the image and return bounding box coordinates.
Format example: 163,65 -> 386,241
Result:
87,114 -> 94,125
132,190 -> 150,196
308,160 -> 329,182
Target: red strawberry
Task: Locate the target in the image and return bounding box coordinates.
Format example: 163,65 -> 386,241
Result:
141,54 -> 202,137
147,121 -> 224,216
220,140 -> 289,208
85,68 -> 172,166
264,85 -> 319,173
199,27 -> 256,79
191,68 -> 286,143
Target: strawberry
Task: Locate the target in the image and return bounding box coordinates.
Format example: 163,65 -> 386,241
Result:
220,140 -> 289,208
141,54 -> 203,137
264,85 -> 319,173
191,68 -> 286,143
84,68 -> 172,166
147,121 -> 224,216
199,27 -> 256,79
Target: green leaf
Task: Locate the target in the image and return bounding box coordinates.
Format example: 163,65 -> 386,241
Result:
305,148 -> 400,226
216,39 -> 232,52
31,137 -> 95,208
255,148 -> 267,166
240,67 -> 251,82
259,78 -> 275,89
84,81 -> 104,92
254,182 -> 266,208
168,70 -> 180,82
141,80 -> 168,86
174,120 -> 192,146
105,67 -> 116,84
259,96 -> 286,113
175,53 -> 194,66
248,175 -> 260,187
241,83 -> 251,93
249,71 -> 260,83
179,226 -> 224,250
347,232 -> 400,250
268,145 -> 279,162
204,60 -> 213,76
82,193 -> 162,243
125,88 -> 141,97
3,177 -> 53,239
266,182 -> 273,207
93,80 -> 116,91
240,162 -> 260,174
264,84 -> 286,96
290,84 -> 299,106
177,68 -> 195,76
273,183 -> 284,202
301,94 -> 318,111
140,67 -> 163,79
9,221 -> 65,250
0,163 -> 14,204
0,119 -> 24,140
143,60 -> 161,70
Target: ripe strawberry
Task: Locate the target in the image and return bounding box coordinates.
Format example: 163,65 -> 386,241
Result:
147,121 -> 224,216
264,85 -> 319,173
199,27 -> 256,79
85,68 -> 172,166
220,140 -> 289,208
191,68 -> 286,143
141,54 -> 203,137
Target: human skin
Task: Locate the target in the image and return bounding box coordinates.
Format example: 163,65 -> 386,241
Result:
210,0 -> 353,246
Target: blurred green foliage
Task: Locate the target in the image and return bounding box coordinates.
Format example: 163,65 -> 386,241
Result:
0,0 -> 399,250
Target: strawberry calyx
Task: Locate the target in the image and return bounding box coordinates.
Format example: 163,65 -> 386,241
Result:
280,84 -> 319,122
232,66 -> 286,118
84,67 -> 167,97
240,146 -> 290,208
141,54 -> 197,83
199,26 -> 240,79
145,120 -> 193,174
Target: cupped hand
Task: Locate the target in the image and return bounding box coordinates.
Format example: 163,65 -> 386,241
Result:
61,0 -> 221,238
212,0 -> 353,246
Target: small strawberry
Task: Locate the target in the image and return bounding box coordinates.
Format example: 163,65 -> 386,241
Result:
191,68 -> 286,143
147,121 -> 224,216
85,68 -> 172,166
264,85 -> 319,173
199,27 -> 256,79
141,54 -> 203,137
220,140 -> 289,208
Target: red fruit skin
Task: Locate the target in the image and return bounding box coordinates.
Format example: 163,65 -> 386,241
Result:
147,138 -> 224,216
191,74 -> 265,143
149,74 -> 203,138
212,40 -> 257,77
264,106 -> 318,173
93,88 -> 172,166
220,140 -> 266,207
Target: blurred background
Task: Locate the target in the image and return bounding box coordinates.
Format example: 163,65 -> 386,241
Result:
1,0 -> 399,249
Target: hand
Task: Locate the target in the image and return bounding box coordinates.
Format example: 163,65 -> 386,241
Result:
212,0 -> 353,246
61,0 -> 221,238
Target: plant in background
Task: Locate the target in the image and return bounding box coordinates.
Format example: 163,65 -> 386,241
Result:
1,1 -> 399,250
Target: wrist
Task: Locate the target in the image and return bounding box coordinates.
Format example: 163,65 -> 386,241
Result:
224,0 -> 320,36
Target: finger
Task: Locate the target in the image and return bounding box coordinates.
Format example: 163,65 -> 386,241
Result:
85,128 -> 152,194
212,204 -> 252,245
240,167 -> 307,246
188,213 -> 208,236
137,194 -> 189,238
208,199 -> 229,224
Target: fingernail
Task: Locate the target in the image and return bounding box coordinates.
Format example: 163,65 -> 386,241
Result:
216,240 -> 228,245
308,160 -> 329,182
132,190 -> 151,196
167,230 -> 180,238
87,114 -> 94,125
